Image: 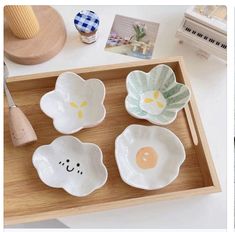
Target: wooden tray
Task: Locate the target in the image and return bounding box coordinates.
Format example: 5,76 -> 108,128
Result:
4,57 -> 220,225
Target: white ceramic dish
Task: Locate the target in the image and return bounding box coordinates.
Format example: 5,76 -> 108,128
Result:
32,136 -> 108,197
40,72 -> 106,134
115,124 -> 185,190
125,64 -> 191,125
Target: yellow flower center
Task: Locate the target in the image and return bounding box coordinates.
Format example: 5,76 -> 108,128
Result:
144,90 -> 165,109
70,101 -> 88,119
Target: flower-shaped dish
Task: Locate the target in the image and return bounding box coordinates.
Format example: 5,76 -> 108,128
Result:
125,64 -> 190,125
115,124 -> 185,190
32,136 -> 108,197
40,72 -> 106,134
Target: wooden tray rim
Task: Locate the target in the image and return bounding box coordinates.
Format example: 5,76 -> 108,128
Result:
5,186 -> 218,225
4,56 -> 221,225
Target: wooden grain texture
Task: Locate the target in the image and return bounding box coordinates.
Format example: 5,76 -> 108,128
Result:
4,57 -> 220,225
4,6 -> 66,65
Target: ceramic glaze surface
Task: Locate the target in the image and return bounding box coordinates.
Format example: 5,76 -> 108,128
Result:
32,136 -> 108,197
125,64 -> 190,125
115,125 -> 185,190
40,72 -> 106,134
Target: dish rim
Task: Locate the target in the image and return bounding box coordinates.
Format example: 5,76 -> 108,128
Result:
32,135 -> 108,197
125,64 -> 191,125
115,124 -> 186,190
40,71 -> 106,134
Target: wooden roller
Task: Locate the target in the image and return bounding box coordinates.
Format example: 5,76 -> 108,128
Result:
4,6 -> 67,65
4,5 -> 39,39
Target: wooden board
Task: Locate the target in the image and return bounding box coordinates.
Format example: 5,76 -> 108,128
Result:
4,57 -> 220,225
4,6 -> 66,65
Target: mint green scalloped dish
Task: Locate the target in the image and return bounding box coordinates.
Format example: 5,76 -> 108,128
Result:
125,64 -> 191,125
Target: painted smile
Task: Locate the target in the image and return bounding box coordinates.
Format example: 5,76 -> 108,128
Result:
66,165 -> 74,172
59,159 -> 83,175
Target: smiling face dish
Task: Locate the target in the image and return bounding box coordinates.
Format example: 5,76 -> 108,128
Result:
32,136 -> 108,197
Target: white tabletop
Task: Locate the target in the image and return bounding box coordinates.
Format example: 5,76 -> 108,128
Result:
5,5 -> 227,229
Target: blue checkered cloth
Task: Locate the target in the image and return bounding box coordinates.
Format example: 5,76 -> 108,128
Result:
74,10 -> 99,33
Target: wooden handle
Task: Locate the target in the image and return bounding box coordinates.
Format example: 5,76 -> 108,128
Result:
184,105 -> 198,146
9,106 -> 37,147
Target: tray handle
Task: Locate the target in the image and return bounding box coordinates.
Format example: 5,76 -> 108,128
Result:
184,104 -> 199,146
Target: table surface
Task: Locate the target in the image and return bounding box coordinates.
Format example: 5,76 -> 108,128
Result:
5,5 -> 227,229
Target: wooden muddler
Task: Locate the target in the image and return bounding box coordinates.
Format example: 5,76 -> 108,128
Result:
9,107 -> 37,147
4,5 -> 40,39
